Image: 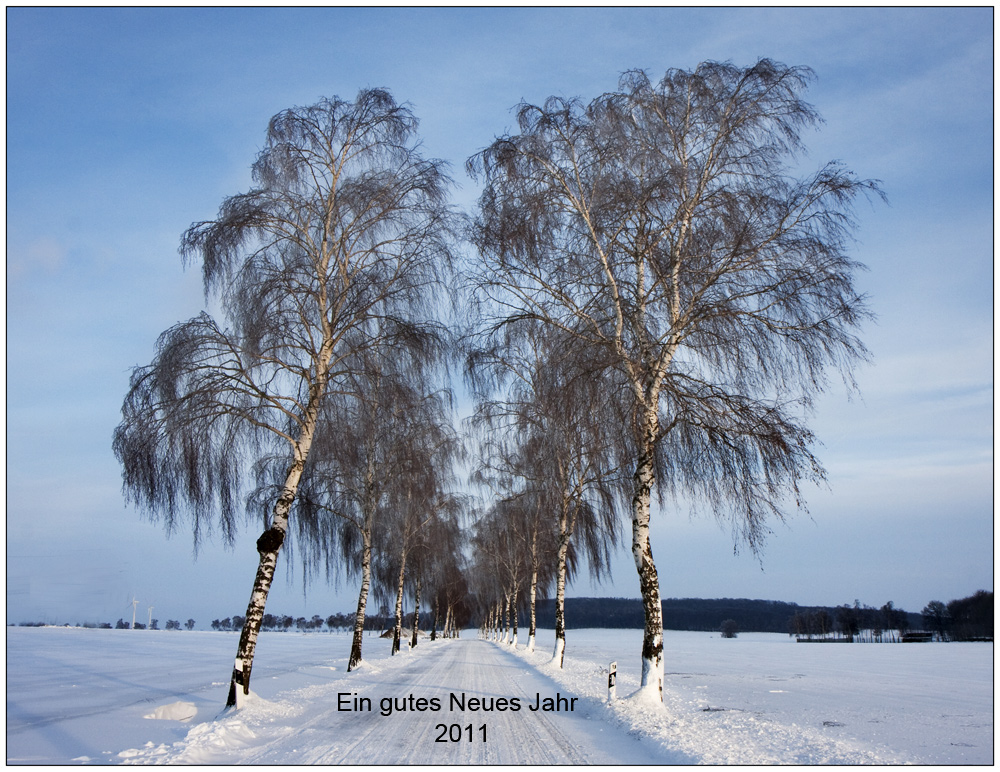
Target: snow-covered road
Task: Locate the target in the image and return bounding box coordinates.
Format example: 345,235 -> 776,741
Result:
121,638 -> 667,764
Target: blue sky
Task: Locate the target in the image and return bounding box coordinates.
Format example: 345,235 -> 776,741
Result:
7,8 -> 992,628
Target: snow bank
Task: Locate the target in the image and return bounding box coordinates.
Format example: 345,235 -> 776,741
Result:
143,701 -> 197,721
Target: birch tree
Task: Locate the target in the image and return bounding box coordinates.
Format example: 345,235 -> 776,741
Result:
501,487 -> 556,653
425,514 -> 467,641
468,60 -> 879,698
473,499 -> 533,646
407,491 -> 466,649
290,341 -> 448,669
468,325 -> 622,665
378,394 -> 463,656
113,90 -> 453,707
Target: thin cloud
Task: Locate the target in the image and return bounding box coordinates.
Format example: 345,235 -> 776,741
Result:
7,237 -> 67,281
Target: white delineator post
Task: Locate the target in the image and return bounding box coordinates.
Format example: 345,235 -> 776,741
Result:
608,661 -> 617,701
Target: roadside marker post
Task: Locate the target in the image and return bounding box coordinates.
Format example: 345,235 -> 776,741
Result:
608,661 -> 617,701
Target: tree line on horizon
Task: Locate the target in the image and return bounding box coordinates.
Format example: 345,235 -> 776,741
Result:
13,589 -> 992,642
515,591 -> 993,641
114,59 -> 885,709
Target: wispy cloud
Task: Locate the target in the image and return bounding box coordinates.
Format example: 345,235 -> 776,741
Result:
7,237 -> 67,281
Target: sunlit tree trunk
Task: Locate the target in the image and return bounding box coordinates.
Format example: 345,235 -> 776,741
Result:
227,379 -> 327,708
552,509 -> 570,668
226,465 -> 297,708
632,412 -> 663,699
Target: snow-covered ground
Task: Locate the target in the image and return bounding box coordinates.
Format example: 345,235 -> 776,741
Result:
515,629 -> 993,765
6,626 -> 992,764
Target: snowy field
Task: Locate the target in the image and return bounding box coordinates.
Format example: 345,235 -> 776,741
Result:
6,626 -> 992,765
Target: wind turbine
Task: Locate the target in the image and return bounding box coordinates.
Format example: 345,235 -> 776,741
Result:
148,605 -> 154,630
129,596 -> 139,630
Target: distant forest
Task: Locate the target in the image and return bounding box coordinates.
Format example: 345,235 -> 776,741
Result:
517,597 -> 908,634
518,592 -> 993,640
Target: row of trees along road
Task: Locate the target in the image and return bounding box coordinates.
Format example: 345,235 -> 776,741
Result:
465,61 -> 879,698
115,60 -> 880,709
114,91 -> 460,708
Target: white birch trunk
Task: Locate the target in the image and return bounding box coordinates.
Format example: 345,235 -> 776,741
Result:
510,591 -> 518,648
347,526 -> 372,671
348,451 -> 378,671
224,332 -> 339,708
528,533 -> 538,653
392,552 -> 407,655
226,426 -> 316,708
410,577 -> 421,649
552,636 -> 565,668
632,411 -> 664,701
552,510 -> 570,668
528,567 -> 537,653
502,593 -> 511,645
